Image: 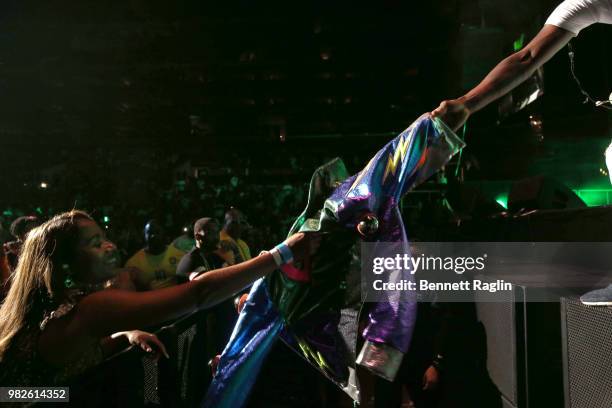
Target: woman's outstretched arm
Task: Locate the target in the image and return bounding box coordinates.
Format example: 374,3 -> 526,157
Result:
40,233 -> 313,363
78,251 -> 278,335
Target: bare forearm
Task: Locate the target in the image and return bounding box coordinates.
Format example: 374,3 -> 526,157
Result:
191,253 -> 275,308
461,25 -> 573,114
79,253 -> 276,336
462,51 -> 536,113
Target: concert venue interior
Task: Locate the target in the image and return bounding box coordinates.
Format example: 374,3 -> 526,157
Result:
0,1 -> 611,407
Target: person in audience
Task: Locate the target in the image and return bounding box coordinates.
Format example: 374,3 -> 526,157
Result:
0,210 -> 314,387
176,217 -> 238,374
125,219 -> 186,290
176,218 -> 226,282
4,215 -> 41,270
219,208 -> 251,264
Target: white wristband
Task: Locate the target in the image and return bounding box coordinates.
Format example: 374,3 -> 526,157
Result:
274,242 -> 294,264
269,247 -> 283,267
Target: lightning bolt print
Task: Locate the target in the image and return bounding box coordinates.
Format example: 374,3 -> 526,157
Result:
382,133 -> 412,183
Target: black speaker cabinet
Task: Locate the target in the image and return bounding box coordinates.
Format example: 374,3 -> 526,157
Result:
474,280 -> 526,408
561,297 -> 612,408
475,277 -> 565,408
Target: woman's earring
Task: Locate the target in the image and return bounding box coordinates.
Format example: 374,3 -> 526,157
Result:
64,276 -> 75,288
62,264 -> 75,288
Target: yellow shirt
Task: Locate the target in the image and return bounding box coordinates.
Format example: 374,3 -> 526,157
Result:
125,245 -> 186,290
218,230 -> 251,265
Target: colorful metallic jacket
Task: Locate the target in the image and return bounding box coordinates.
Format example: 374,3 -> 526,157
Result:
204,114 -> 464,407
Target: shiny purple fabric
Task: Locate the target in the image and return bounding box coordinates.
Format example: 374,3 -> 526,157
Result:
325,114 -> 464,352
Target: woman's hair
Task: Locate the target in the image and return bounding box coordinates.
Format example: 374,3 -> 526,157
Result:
0,210 -> 93,361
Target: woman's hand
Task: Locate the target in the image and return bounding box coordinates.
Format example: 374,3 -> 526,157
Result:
111,330 -> 169,361
431,98 -> 470,132
284,232 -> 322,263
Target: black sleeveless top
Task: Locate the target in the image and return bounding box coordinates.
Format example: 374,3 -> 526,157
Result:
0,299 -> 104,388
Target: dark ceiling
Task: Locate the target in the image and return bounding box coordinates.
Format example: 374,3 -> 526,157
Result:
0,0 -> 610,183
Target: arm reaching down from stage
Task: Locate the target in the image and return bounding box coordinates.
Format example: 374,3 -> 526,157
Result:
432,25 -> 572,131
432,0 -> 612,131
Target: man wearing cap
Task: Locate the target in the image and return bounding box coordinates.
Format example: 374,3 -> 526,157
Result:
176,217 -> 237,391
176,217 -> 227,282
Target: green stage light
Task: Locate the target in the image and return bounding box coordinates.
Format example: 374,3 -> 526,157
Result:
495,194 -> 508,209
573,189 -> 612,207
513,33 -> 525,51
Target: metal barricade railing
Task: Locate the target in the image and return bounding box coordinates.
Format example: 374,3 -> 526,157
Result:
69,309 -> 210,408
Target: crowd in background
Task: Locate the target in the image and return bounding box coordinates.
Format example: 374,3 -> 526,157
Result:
0,142 -> 451,278
0,146 -> 336,265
